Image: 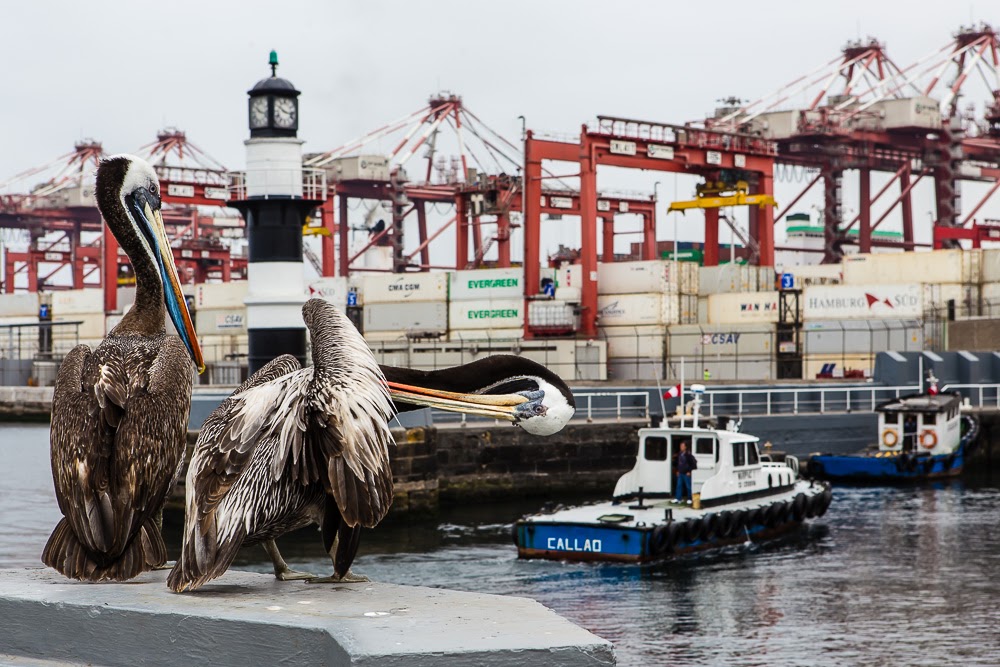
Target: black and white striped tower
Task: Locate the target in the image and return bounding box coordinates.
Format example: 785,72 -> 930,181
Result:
230,51 -> 322,374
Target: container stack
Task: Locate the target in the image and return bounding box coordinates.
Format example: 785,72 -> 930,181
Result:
194,281 -> 249,365
362,272 -> 448,342
598,259 -> 698,380
666,323 -> 776,381
50,289 -> 106,349
449,267 -> 525,341
697,264 -> 773,323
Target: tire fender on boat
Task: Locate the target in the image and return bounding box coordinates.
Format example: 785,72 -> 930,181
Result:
805,492 -> 821,519
700,513 -> 718,541
732,509 -> 748,534
920,429 -> 938,449
683,518 -> 703,543
792,493 -> 808,521
716,511 -> 736,538
651,524 -> 674,555
766,501 -> 787,528
816,488 -> 833,517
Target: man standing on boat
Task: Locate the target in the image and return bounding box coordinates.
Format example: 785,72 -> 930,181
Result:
675,441 -> 698,504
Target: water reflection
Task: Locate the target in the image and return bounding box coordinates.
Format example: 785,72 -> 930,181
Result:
6,424 -> 1000,665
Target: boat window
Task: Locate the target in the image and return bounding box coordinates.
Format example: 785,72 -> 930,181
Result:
644,436 -> 668,461
732,441 -> 747,467
924,413 -> 937,426
747,443 -> 760,466
884,413 -> 899,426
695,437 -> 715,458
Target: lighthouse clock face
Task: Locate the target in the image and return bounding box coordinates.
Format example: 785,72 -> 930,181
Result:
249,96 -> 269,129
273,97 -> 298,129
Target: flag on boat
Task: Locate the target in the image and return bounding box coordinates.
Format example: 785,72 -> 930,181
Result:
663,384 -> 682,399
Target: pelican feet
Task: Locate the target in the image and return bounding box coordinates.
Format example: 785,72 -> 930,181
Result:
275,567 -> 317,582
306,569 -> 370,584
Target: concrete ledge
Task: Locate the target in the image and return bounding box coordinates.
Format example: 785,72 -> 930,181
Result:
0,568 -> 614,667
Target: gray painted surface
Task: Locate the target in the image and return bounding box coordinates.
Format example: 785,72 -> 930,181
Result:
740,412 -> 878,458
0,568 -> 614,667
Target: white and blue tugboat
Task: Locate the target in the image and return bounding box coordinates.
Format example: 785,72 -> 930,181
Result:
807,381 -> 979,483
514,385 -> 832,563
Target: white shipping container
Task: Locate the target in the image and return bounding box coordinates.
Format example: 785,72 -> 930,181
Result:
874,96 -> 941,130
52,289 -> 104,315
362,272 -> 448,304
597,293 -> 679,327
982,281 -> 1000,310
707,291 -> 786,324
667,323 -> 776,358
195,281 -> 248,310
554,286 -> 581,302
448,328 -> 524,341
597,260 -> 697,295
307,276 -> 349,308
777,263 -> 842,287
0,293 -> 39,317
528,301 -> 577,330
842,249 -> 980,286
196,308 -> 248,336
698,264 -> 770,296
803,284 -> 922,320
364,301 -> 448,333
450,268 -> 523,301
803,320 -> 923,355
601,325 -> 667,359
53,313 -> 105,339
449,299 -> 524,330
982,249 -> 1000,283
923,284 -> 980,318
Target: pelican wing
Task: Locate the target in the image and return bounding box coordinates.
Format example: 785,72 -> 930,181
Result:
304,305 -> 397,527
49,338 -> 192,559
186,354 -> 304,527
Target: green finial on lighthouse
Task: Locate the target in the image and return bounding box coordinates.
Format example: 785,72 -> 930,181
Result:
269,50 -> 279,76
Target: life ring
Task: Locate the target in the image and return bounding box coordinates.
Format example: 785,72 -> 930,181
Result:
920,430 -> 938,449
882,429 -> 899,448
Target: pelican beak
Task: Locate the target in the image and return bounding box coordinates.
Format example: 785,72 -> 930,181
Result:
138,200 -> 205,374
386,381 -> 546,422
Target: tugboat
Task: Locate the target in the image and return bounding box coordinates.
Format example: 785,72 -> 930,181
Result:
513,385 -> 832,563
807,375 -> 979,483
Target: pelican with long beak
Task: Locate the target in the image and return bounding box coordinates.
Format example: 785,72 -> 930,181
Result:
42,154 -> 204,581
167,298 -> 573,592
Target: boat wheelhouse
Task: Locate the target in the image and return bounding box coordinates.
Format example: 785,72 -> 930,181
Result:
808,390 -> 978,482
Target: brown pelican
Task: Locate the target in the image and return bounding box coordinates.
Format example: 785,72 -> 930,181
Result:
167,298 -> 573,592
42,155 -> 204,582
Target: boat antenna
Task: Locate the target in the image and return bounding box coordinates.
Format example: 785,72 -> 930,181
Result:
653,364 -> 668,427
679,356 -> 686,428
690,384 -> 706,429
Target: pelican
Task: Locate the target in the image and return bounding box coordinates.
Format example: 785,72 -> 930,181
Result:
167,298 -> 573,592
42,155 -> 204,582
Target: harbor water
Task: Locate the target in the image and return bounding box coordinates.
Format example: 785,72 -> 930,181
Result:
4,423 -> 1000,666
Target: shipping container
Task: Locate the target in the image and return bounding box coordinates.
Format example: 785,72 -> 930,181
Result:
196,308 -> 248,336
982,249 -> 1000,283
449,298 -> 523,330
777,263 -> 842,287
554,286 -> 581,302
923,283 -> 981,319
364,301 -> 448,333
0,293 -> 39,318
528,301 -> 577,331
667,323 -> 776,359
450,268 -> 524,301
697,297 -> 710,324
698,264 -> 771,296
324,155 -> 390,182
199,334 -> 248,364
982,282 -> 1000,315
362,272 -> 448,304
803,320 -> 923,355
842,249 -> 981,286
196,281 -> 248,310
707,291 -> 787,324
597,260 -> 697,295
597,293 -> 678,327
51,289 -> 104,315
448,328 -> 524,341
872,96 -> 942,130
803,353 -> 875,380
601,325 -> 667,359
803,284 -> 922,320
679,294 -> 699,324
307,276 -> 349,308
53,313 -> 105,339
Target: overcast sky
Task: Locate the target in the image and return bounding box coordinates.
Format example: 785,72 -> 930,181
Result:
3,1 -> 999,267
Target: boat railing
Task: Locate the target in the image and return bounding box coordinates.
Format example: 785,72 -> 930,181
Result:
702,384 -> 923,416
939,384 -> 1000,408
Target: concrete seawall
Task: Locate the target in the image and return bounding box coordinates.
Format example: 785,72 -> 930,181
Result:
0,568 -> 614,666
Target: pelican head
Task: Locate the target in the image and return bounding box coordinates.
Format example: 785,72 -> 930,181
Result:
384,355 -> 576,436
96,155 -> 204,373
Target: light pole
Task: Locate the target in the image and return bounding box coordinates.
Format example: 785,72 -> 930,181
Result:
653,181 -> 661,262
